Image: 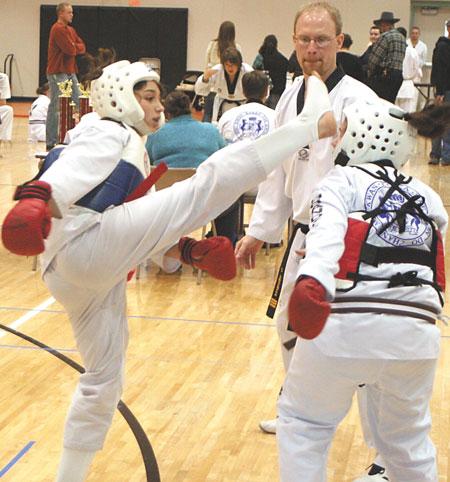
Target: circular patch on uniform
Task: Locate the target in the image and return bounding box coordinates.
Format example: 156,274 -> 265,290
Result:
233,111 -> 270,141
365,180 -> 431,247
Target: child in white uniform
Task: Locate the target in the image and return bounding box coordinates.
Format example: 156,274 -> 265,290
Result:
2,62 -> 336,482
278,99 -> 450,482
28,83 -> 50,142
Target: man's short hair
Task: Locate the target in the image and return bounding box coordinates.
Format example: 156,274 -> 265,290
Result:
411,26 -> 420,32
242,71 -> 269,100
56,2 -> 71,15
164,90 -> 191,119
221,47 -> 243,67
294,1 -> 343,35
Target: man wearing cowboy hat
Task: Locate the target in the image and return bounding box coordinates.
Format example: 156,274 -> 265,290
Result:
368,11 -> 406,102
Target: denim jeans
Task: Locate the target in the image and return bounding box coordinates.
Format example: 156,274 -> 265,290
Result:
46,72 -> 81,147
430,91 -> 450,164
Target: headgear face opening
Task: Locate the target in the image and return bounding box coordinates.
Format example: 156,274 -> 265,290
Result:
338,99 -> 415,169
91,60 -> 160,135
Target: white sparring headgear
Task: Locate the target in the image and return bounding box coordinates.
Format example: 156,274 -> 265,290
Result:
91,60 -> 160,135
338,99 -> 415,169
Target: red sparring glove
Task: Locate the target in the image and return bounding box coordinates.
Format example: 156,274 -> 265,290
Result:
288,276 -> 331,340
2,181 -> 52,256
179,236 -> 236,281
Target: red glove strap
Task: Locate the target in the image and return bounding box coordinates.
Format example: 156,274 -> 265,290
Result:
14,180 -> 52,202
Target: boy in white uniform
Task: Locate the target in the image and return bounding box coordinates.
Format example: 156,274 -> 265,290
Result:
28,84 -> 50,142
2,61 -> 336,482
219,70 -> 276,144
279,99 -> 450,482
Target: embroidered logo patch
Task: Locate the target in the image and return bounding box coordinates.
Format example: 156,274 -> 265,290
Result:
297,147 -> 309,162
365,180 -> 431,247
233,111 -> 270,141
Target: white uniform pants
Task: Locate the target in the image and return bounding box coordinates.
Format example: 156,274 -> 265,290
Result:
277,340 -> 438,482
0,105 -> 13,141
275,229 -> 306,371
43,150 -> 267,451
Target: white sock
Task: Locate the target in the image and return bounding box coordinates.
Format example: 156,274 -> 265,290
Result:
55,448 -> 96,482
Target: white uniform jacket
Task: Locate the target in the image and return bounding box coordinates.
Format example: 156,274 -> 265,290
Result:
397,45 -> 421,100
28,95 -> 50,142
195,63 -> 253,122
218,101 -> 276,143
0,73 -> 11,100
40,116 -> 270,274
247,74 -> 377,243
298,163 -> 447,360
407,38 -> 428,81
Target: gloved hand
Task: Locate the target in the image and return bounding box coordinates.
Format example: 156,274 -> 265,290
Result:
2,181 -> 52,256
288,276 -> 331,340
179,236 -> 236,281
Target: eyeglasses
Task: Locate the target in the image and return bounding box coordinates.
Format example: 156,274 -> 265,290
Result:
294,35 -> 334,48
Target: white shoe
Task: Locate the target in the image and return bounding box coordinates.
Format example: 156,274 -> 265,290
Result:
259,418 -> 277,434
353,463 -> 389,481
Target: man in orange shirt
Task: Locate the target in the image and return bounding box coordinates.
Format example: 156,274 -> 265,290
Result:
46,2 -> 85,150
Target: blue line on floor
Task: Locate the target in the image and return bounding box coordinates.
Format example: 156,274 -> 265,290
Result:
0,441 -> 36,478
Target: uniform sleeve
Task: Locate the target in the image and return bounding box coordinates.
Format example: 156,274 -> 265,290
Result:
247,164 -> 293,243
426,185 -> 448,241
217,112 -> 233,143
195,72 -> 213,96
298,167 -> 355,298
40,121 -> 130,215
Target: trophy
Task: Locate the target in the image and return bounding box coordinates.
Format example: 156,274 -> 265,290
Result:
78,83 -> 93,119
58,79 -> 76,143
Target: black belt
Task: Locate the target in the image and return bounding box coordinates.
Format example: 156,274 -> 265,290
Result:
266,222 -> 309,319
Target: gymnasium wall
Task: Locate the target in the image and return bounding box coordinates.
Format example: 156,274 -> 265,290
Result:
0,0 -> 430,98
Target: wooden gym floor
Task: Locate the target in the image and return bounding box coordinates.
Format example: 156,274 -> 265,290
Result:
0,114 -> 449,481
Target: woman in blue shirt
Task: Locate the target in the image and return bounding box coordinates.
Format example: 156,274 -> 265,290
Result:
146,91 -> 226,168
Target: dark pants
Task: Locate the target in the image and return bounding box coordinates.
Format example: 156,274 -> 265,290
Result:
369,69 -> 403,103
213,199 -> 240,246
202,92 -> 216,122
